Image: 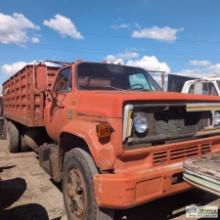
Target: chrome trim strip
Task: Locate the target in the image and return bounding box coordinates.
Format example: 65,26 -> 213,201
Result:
123,104 -> 133,142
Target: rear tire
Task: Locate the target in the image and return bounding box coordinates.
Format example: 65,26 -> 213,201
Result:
20,134 -> 30,152
6,120 -> 19,153
62,148 -> 114,220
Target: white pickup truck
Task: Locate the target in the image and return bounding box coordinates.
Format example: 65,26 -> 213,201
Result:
181,77 -> 220,96
167,74 -> 220,96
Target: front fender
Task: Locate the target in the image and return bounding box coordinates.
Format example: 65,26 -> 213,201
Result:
60,120 -> 116,170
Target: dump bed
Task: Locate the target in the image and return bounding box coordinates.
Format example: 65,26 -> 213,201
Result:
3,63 -> 59,127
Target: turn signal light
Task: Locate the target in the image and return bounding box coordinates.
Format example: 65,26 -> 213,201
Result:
96,123 -> 112,138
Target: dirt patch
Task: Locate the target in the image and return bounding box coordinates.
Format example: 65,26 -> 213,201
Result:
0,140 -> 65,220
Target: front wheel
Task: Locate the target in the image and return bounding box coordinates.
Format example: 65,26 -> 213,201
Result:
62,148 -> 114,220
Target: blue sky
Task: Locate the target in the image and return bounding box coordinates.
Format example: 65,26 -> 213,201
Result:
1,0 -> 220,84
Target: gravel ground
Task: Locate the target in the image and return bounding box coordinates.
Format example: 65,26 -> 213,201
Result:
0,140 -> 219,220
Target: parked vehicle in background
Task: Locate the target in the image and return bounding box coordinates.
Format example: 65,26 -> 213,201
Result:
182,77 -> 220,96
168,74 -> 220,96
167,74 -> 197,93
184,152 -> 220,196
3,61 -> 220,220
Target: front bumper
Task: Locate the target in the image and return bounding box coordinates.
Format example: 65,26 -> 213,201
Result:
94,162 -> 191,209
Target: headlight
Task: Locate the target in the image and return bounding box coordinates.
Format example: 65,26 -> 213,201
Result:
133,114 -> 148,134
213,111 -> 220,126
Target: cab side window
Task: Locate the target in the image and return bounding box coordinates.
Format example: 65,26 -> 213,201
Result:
202,82 -> 218,96
53,67 -> 72,92
188,84 -> 195,94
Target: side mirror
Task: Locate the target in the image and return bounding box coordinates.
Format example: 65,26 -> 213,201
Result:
34,64 -> 48,91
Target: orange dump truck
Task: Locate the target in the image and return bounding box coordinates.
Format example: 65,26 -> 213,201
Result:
3,61 -> 220,220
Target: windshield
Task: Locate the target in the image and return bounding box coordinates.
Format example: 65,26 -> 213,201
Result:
77,63 -> 161,91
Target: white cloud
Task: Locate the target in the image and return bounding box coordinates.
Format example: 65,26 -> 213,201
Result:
43,14 -> 84,40
189,60 -> 210,66
1,61 -> 28,75
173,60 -> 220,78
105,52 -> 170,73
111,23 -> 129,29
105,54 -> 123,64
105,51 -> 139,64
132,26 -> 183,42
0,12 -> 39,45
126,56 -> 170,73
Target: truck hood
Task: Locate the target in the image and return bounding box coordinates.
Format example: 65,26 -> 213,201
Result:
76,91 -> 220,118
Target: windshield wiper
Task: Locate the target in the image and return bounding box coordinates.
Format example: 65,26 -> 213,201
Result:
102,85 -> 124,91
127,88 -> 151,91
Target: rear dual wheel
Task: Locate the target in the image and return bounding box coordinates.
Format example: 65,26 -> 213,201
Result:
5,120 -> 29,153
62,148 -> 114,220
6,120 -> 19,153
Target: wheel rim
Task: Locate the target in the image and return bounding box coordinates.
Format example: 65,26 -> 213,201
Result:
66,167 -> 87,219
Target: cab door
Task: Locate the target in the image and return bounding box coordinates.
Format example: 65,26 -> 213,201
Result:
44,66 -> 74,142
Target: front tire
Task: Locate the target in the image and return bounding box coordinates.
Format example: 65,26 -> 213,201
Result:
62,148 -> 114,220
